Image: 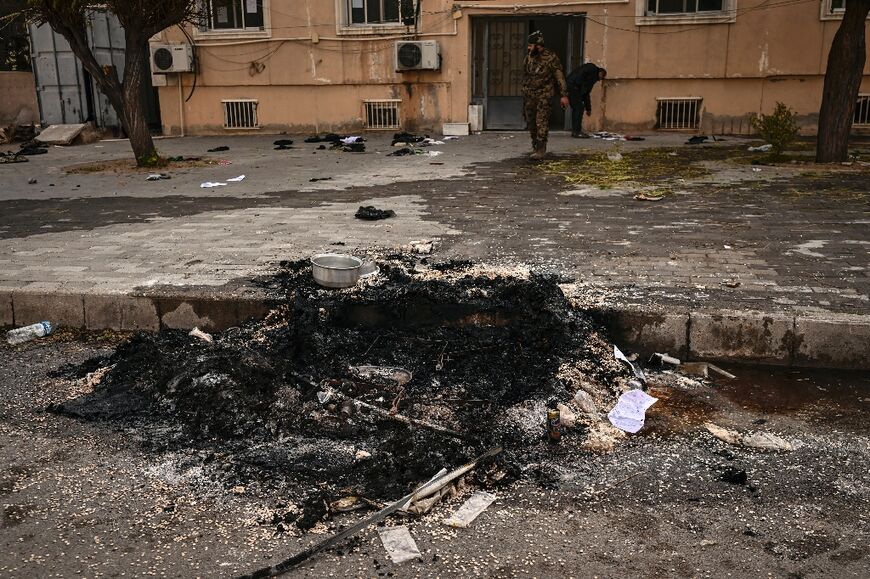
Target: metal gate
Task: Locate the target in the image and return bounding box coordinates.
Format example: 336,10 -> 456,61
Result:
472,15 -> 585,131
28,11 -> 160,130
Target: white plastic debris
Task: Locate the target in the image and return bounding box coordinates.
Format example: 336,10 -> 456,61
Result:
377,526 -> 422,564
188,327 -> 213,343
200,181 -> 227,188
227,175 -> 246,182
614,345 -> 646,383
444,491 -> 496,528
607,151 -> 623,162
705,423 -> 794,451
748,144 -> 773,152
607,389 -> 658,434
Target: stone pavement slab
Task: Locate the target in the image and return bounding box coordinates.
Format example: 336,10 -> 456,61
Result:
1,132 -> 867,368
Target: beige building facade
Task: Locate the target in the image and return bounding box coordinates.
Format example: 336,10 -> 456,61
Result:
152,0 -> 870,136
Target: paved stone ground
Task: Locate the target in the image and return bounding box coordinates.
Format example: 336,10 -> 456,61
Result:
1,132 -> 868,364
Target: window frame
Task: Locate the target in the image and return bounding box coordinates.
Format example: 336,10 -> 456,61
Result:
820,0 -> 846,20
336,0 -> 415,36
636,0 -> 736,25
195,0 -> 271,40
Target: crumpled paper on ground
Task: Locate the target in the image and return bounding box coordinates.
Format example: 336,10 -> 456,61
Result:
607,389 -> 658,433
377,525 -> 422,564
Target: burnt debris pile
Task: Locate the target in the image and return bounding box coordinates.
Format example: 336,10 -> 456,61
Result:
50,259 -> 630,519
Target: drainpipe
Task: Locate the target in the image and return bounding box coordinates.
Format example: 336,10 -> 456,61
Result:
177,74 -> 186,137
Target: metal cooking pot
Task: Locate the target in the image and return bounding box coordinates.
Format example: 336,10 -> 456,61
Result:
311,253 -> 363,288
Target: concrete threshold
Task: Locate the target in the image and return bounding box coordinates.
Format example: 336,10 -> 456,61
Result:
2,290 -> 868,371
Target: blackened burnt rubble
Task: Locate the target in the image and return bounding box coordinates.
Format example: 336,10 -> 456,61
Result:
49,259 -> 634,529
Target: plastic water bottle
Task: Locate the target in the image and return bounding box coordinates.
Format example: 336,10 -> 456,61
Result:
6,321 -> 53,345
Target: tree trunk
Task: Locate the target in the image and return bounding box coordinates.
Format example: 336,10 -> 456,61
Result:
121,33 -> 158,166
816,0 -> 870,163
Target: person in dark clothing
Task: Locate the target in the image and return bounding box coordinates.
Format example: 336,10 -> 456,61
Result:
566,63 -> 606,137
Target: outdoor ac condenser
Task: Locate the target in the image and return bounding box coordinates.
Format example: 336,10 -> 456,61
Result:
150,43 -> 194,74
395,40 -> 440,71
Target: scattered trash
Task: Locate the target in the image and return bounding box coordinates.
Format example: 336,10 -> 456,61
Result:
752,167 -> 762,172
590,131 -> 625,141
227,175 -> 246,182
6,321 -> 54,345
687,135 -> 710,144
200,181 -> 227,188
216,159 -> 232,165
546,399 -> 562,443
347,365 -> 412,387
309,177 -> 333,182
427,150 -> 443,157
0,151 -> 27,163
27,177 -> 37,184
707,364 -> 736,379
188,327 -> 213,344
748,144 -> 773,152
444,491 -> 496,528
377,526 -> 422,564
274,139 -> 294,150
145,173 -> 170,181
606,151 -> 623,162
407,240 -> 434,255
704,423 -> 794,451
207,146 -> 230,152
649,353 -> 680,366
355,206 -> 395,220
722,280 -> 742,288
354,450 -> 371,460
613,345 -> 646,384
634,192 -> 665,202
607,389 -> 658,434
679,362 -> 709,378
573,390 -> 599,415
239,448 -> 501,576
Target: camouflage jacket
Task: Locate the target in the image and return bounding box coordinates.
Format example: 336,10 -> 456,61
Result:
522,47 -> 568,99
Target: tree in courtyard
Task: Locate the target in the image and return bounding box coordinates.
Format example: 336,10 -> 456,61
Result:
816,0 -> 870,163
0,0 -> 31,70
24,1 -> 199,166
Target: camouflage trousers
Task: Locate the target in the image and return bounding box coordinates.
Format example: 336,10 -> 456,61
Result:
523,94 -> 552,150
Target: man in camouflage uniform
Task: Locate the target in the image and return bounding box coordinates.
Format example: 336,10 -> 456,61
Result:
522,31 -> 569,159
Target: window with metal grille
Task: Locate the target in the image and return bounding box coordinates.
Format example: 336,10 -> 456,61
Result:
364,99 -> 401,130
222,99 -> 258,129
656,97 -> 702,130
854,95 -> 870,126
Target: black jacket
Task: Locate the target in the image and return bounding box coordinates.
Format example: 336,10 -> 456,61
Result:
567,63 -> 603,97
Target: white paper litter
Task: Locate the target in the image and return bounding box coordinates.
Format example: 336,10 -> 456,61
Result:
200,181 -> 227,188
227,175 -> 246,182
614,345 -> 646,382
377,526 -> 422,564
188,327 -> 213,343
608,389 -> 658,433
444,491 -> 496,528
425,150 -> 443,157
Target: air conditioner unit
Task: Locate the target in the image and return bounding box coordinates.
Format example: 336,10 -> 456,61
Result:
150,43 -> 193,74
395,40 -> 440,72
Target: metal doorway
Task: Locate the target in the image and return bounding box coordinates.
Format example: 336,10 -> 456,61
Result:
472,15 -> 585,130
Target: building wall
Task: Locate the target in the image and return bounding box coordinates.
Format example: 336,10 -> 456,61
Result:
154,0 -> 870,135
0,72 -> 39,125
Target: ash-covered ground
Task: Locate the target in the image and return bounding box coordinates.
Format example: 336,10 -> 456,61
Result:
45,259 -> 636,533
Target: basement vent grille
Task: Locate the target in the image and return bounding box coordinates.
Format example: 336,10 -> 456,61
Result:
855,95 -> 870,127
222,99 -> 259,129
656,97 -> 702,131
364,99 -> 401,130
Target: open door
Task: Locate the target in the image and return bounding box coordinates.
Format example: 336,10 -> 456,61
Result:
472,15 -> 585,131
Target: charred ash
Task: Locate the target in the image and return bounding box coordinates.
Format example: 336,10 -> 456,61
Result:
48,258 -> 635,531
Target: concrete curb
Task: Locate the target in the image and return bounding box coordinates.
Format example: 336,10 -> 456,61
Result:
2,291 -> 868,370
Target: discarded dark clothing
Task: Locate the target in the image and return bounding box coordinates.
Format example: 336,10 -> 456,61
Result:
355,206 -> 395,220
207,145 -> 230,152
305,134 -> 343,144
18,145 -> 48,156
687,135 -> 709,145
0,151 -> 27,163
391,132 -> 427,146
309,177 -> 332,182
341,143 -> 366,153
274,139 -> 294,150
388,147 -> 419,157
